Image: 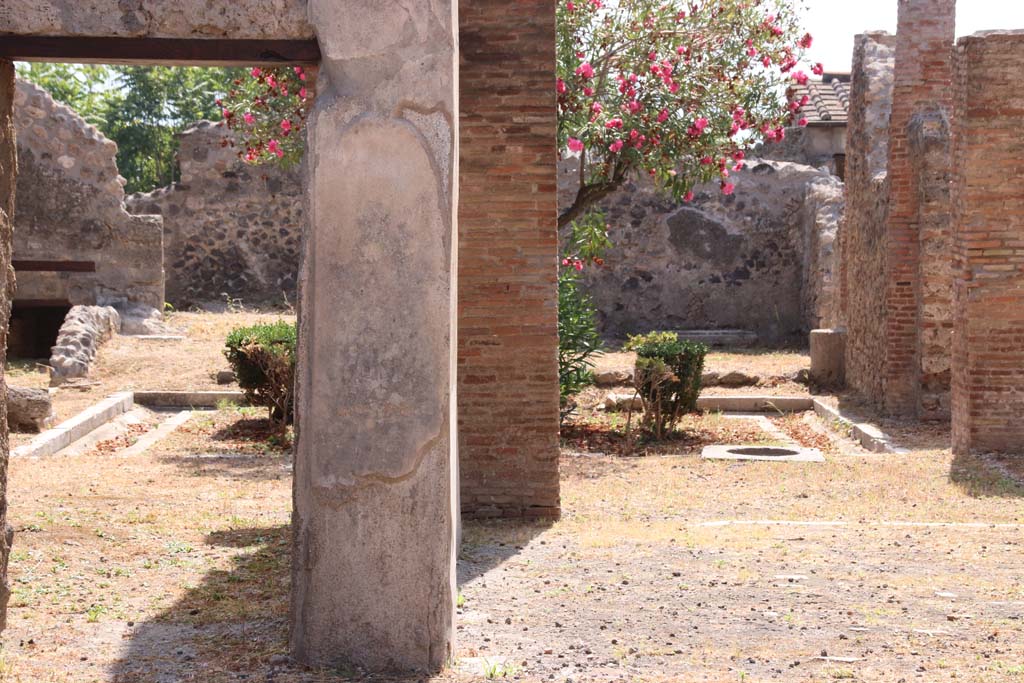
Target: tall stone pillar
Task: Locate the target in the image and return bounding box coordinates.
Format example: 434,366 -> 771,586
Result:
951,31 -> 1024,455
291,2 -> 458,673
883,0 -> 955,416
0,59 -> 16,633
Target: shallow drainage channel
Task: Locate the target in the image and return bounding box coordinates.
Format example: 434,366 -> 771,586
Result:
703,412 -> 824,462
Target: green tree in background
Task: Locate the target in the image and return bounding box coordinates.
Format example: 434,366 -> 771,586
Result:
15,63 -> 244,193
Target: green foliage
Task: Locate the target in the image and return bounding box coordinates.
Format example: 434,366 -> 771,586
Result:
16,63 -> 243,193
625,331 -> 708,438
558,212 -> 609,411
224,321 -> 297,429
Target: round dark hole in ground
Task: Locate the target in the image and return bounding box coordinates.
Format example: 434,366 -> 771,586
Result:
727,447 -> 800,457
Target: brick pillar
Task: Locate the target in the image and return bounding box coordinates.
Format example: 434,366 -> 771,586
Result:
0,59 -> 15,633
457,0 -> 560,518
951,31 -> 1024,455
883,0 -> 955,416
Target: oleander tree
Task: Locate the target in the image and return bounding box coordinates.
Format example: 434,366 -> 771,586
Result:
217,66 -> 312,167
557,0 -> 820,228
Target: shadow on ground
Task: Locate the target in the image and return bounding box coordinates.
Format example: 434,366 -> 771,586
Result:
950,451 -> 1024,499
110,518 -> 547,682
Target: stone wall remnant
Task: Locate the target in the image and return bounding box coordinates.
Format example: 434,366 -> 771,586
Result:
951,30 -> 1024,454
559,156 -> 841,343
841,32 -> 897,406
127,121 -> 303,308
458,0 -> 561,519
291,0 -> 458,671
0,58 -> 17,633
12,80 -> 164,310
48,305 -> 120,384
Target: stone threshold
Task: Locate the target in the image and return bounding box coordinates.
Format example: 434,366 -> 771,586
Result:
11,390 -> 248,458
811,399 -> 908,454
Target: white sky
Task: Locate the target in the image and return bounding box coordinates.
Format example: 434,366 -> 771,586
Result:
802,0 -> 1024,72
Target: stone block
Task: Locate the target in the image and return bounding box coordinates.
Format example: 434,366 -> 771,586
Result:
809,329 -> 846,388
7,386 -> 53,433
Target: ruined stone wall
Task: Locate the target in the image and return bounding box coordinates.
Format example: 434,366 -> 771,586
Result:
457,0 -> 561,518
842,32 -> 897,407
882,0 -> 955,416
801,177 -> 845,329
558,157 -> 840,344
0,59 -> 16,632
127,122 -> 303,308
12,80 -> 163,309
951,30 -> 1024,455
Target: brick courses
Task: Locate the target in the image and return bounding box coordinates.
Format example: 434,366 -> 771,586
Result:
951,30 -> 1024,454
882,0 -> 955,417
457,0 -> 561,518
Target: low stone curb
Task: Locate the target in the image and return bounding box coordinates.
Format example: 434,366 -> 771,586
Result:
12,392 -> 133,458
133,390 -> 246,408
697,395 -> 814,413
811,399 -> 908,454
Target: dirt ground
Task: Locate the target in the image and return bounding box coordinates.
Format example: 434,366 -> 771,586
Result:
6,311 -> 295,447
3,315 -> 1023,681
3,404 -> 1022,681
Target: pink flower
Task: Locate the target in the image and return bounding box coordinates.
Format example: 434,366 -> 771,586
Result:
566,1 -> 574,10
562,258 -> 571,266
733,150 -> 745,161
747,47 -> 757,57
557,78 -> 567,95
812,62 -> 824,76
299,87 -> 308,99
567,137 -> 584,153
798,117 -> 809,127
281,119 -> 292,133
792,71 -> 809,86
657,109 -> 669,123
762,55 -> 772,67
683,190 -> 694,202
608,139 -> 624,153
251,68 -> 262,78
267,75 -> 277,88
574,260 -> 584,271
294,66 -> 304,76
575,62 -> 594,79
267,139 -> 284,158
700,156 -> 713,165
591,102 -> 603,114
627,100 -> 641,114
799,33 -> 813,49
721,181 -> 735,195
222,108 -> 231,119
583,87 -> 595,96
243,112 -> 255,125
605,118 -> 623,129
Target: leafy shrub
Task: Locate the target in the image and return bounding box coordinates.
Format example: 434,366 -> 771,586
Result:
624,331 -> 708,438
224,321 -> 297,429
558,211 -> 609,415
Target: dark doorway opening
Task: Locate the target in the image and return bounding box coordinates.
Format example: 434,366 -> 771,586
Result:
7,301 -> 70,359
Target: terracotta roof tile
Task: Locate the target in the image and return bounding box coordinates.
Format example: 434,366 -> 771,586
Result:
789,72 -> 850,126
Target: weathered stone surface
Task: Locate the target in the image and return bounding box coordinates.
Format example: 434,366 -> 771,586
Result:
0,1 -> 314,40
127,122 -> 303,307
216,370 -> 237,385
717,371 -> 761,388
841,32 -> 896,409
559,157 -> 839,343
118,302 -> 175,336
291,0 -> 457,672
701,371 -> 721,387
809,329 -> 846,388
594,369 -> 632,387
7,386 -> 52,433
801,177 -> 845,330
12,80 -> 164,309
0,58 -> 17,633
49,305 -> 119,384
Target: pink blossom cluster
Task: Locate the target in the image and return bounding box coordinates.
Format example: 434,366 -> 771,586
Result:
557,0 -> 820,202
219,65 -> 312,166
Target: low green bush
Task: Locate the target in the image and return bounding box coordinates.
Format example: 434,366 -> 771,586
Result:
624,331 -> 707,438
224,321 -> 297,429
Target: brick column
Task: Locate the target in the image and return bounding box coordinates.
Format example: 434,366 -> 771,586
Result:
883,0 -> 955,416
457,0 -> 561,518
951,31 -> 1024,455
